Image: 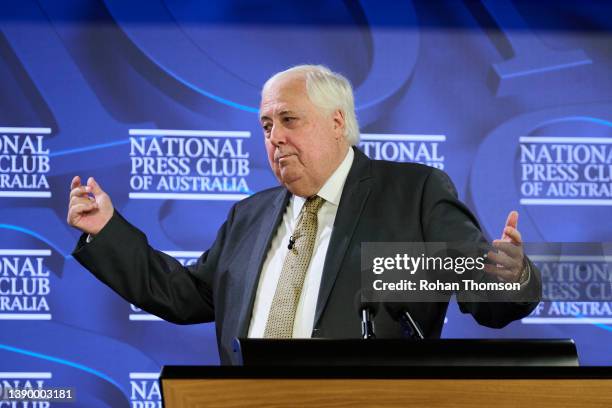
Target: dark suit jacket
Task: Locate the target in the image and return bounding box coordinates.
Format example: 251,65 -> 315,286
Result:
73,147 -> 541,365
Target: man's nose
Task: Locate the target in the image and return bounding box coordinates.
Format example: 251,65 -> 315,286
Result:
269,125 -> 287,146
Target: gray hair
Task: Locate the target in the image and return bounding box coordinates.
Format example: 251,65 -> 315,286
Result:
262,65 -> 360,146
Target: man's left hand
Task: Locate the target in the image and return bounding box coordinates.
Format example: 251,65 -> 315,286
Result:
484,211 -> 526,283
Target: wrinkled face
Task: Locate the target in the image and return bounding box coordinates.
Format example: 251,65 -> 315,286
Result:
260,75 -> 348,197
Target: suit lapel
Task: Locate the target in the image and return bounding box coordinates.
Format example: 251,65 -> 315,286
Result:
236,188 -> 290,337
313,148 -> 372,328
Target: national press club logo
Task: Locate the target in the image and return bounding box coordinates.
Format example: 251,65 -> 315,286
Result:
470,105 -> 612,326
129,372 -> 160,408
0,371 -> 52,408
128,251 -> 200,321
0,249 -> 53,321
128,129 -> 251,201
519,136 -> 612,206
359,133 -> 445,169
517,127 -> 611,326
523,252 -> 612,325
0,127 -> 51,198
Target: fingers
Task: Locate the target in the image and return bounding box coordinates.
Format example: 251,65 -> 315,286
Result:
483,263 -> 519,282
69,194 -> 97,215
69,185 -> 90,200
87,177 -> 104,196
493,239 -> 522,257
67,201 -> 98,225
502,226 -> 523,244
70,176 -> 106,200
485,239 -> 524,283
70,176 -> 91,199
486,247 -> 520,270
67,175 -> 109,232
70,194 -> 94,207
72,201 -> 98,214
70,176 -> 81,190
501,211 -> 519,241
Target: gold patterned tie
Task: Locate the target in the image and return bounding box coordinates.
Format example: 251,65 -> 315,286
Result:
264,195 -> 326,338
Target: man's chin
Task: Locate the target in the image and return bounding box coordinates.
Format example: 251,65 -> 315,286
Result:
278,169 -> 300,184
282,178 -> 319,198
280,176 -> 301,190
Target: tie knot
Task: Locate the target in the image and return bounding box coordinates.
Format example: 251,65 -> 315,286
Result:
303,195 -> 325,214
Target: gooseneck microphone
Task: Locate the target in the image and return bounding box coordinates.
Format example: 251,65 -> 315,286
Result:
385,303 -> 424,340
354,290 -> 380,339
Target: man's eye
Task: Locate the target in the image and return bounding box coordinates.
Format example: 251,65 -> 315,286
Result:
262,124 -> 272,133
283,117 -> 296,124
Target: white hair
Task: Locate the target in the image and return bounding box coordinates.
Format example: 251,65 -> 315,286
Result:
262,64 -> 360,146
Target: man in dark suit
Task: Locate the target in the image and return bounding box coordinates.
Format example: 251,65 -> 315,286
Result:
68,65 -> 540,365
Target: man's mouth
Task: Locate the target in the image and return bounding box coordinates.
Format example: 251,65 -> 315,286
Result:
275,153 -> 294,163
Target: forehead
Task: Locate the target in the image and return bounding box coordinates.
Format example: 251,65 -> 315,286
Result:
259,76 -> 313,118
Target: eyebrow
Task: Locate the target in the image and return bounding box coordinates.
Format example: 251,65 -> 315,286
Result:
260,110 -> 298,122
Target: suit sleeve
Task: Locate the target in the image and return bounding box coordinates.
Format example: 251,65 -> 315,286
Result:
420,168 -> 542,328
72,208 -> 234,325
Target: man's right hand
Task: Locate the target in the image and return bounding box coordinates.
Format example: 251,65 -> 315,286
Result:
67,176 -> 114,236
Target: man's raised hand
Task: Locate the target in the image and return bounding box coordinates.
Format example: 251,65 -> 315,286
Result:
67,176 -> 114,236
484,211 -> 526,283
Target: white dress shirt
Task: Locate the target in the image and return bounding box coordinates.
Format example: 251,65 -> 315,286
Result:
247,148 -> 355,338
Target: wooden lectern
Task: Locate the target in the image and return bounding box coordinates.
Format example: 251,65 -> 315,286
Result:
160,339 -> 612,407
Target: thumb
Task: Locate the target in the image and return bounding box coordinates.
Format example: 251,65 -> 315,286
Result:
506,210 -> 519,229
87,177 -> 104,196
501,210 -> 519,240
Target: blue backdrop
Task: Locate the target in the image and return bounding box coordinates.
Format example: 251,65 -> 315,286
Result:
1,1 -> 611,406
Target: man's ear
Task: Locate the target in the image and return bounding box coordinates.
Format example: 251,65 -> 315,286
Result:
332,109 -> 346,139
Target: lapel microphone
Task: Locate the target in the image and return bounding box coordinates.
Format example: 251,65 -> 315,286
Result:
287,235 -> 296,250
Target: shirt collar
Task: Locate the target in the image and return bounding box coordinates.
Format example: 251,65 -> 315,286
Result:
292,148 -> 354,216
